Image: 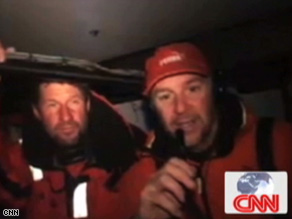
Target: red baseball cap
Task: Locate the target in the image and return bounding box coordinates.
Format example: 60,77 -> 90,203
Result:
144,43 -> 211,95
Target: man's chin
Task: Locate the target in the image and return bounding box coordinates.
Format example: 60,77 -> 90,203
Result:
55,136 -> 80,147
184,134 -> 203,150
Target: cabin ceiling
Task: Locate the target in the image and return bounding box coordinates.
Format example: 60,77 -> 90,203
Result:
0,0 -> 292,62
0,1 -> 292,107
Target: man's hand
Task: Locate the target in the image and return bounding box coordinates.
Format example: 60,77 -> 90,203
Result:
0,41 -> 6,63
138,158 -> 197,219
0,41 -> 15,63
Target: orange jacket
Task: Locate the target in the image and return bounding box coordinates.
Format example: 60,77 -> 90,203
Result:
0,139 -> 157,219
0,93 -> 148,219
200,113 -> 292,219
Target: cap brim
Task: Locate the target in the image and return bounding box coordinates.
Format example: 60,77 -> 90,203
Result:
143,69 -> 208,96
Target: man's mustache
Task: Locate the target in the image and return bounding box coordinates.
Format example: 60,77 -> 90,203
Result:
171,115 -> 202,126
55,121 -> 80,130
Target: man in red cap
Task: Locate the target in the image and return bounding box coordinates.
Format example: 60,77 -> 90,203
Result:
137,42 -> 292,218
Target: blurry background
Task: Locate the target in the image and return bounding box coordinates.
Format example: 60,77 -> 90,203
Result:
0,0 -> 292,131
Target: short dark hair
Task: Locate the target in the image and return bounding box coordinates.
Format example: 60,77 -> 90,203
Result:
30,78 -> 91,106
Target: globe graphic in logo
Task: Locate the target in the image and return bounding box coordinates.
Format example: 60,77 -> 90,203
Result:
237,172 -> 274,195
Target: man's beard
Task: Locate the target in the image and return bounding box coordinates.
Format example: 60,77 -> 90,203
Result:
47,121 -> 87,147
186,118 -> 217,153
53,125 -> 89,166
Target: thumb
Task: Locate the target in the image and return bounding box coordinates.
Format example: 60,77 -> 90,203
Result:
0,43 -> 16,63
6,47 -> 16,53
0,42 -> 6,63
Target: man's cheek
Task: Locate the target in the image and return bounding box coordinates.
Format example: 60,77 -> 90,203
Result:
161,112 -> 171,126
48,119 -> 59,132
166,118 -> 176,134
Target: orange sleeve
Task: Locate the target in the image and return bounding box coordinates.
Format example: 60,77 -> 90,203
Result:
0,132 -> 32,210
118,157 -> 157,218
273,121 -> 292,216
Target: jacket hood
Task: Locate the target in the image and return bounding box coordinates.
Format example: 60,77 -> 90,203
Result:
22,93 -> 144,174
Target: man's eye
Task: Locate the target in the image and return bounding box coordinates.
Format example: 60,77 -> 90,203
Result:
157,93 -> 171,101
189,85 -> 201,92
71,99 -> 81,104
47,103 -> 58,108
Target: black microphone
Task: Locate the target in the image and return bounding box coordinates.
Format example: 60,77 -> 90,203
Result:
175,129 -> 208,218
175,129 -> 189,160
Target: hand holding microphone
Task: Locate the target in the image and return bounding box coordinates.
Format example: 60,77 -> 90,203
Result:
138,130 -> 199,219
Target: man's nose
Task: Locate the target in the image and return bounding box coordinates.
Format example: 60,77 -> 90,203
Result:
174,96 -> 188,114
59,105 -> 73,122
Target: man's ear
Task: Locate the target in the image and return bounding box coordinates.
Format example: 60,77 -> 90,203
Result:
86,99 -> 91,112
32,105 -> 41,120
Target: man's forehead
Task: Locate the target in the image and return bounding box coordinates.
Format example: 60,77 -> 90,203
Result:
40,82 -> 79,89
39,82 -> 83,97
